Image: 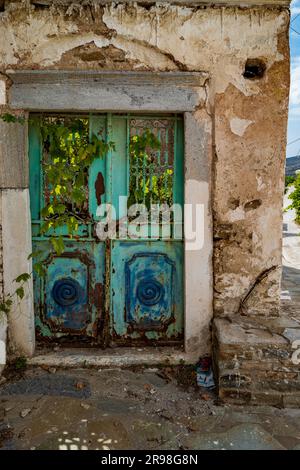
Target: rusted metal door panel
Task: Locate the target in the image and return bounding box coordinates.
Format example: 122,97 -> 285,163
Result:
111,240 -> 183,344
109,115 -> 184,344
29,115 -> 107,342
89,115 -> 107,218
33,240 -> 105,340
29,113 -> 184,345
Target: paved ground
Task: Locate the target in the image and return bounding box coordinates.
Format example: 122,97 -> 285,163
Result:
0,191 -> 299,451
1,366 -> 300,450
281,187 -> 300,309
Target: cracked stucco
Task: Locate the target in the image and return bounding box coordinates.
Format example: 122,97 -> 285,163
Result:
0,1 -> 290,324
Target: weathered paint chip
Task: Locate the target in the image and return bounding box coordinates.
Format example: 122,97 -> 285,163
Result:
227,206 -> 245,222
230,117 -> 253,137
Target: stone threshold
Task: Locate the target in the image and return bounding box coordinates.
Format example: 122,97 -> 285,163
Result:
28,347 -> 199,369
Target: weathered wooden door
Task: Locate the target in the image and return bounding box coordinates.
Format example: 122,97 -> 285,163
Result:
29,114 -> 184,346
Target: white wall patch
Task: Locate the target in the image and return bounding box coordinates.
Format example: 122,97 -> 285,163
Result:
230,117 -> 253,137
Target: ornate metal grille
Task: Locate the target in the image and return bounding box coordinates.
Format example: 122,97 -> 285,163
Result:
128,118 -> 175,211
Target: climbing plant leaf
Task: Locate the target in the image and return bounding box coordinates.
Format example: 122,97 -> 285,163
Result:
14,273 -> 31,283
38,116 -> 114,254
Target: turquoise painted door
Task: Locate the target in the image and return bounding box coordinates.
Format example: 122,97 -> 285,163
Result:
29,114 -> 184,345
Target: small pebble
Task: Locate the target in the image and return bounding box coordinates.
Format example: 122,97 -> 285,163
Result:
20,408 -> 31,418
80,403 -> 90,410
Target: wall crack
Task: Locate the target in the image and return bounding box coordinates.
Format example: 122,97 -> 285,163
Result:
238,265 -> 279,315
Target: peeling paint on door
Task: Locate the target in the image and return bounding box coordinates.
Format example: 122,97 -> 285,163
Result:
29,113 -> 184,345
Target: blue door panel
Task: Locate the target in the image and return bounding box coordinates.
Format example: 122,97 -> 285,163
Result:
111,240 -> 183,343
29,114 -> 184,346
33,240 -> 105,339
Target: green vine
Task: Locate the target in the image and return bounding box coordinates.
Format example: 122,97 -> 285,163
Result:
38,116 -> 114,257
128,129 -> 174,211
287,172 -> 300,224
0,112 -> 161,323
0,113 -> 25,125
0,113 -> 114,318
0,273 -> 31,317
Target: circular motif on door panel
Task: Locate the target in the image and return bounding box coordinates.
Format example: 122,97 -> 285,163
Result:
52,278 -> 81,307
137,279 -> 164,306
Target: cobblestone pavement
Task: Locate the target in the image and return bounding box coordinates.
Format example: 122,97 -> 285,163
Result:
1,367 -> 300,450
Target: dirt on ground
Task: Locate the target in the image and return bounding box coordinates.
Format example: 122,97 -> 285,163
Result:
0,364 -> 300,450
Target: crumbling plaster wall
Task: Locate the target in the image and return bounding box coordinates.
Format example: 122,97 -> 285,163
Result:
0,1 -> 290,320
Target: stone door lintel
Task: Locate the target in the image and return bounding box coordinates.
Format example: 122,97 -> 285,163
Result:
2,70 -> 213,359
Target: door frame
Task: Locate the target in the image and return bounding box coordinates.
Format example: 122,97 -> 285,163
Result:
3,70 -> 213,359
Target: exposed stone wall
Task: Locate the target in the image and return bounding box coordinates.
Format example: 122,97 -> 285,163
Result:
0,70 -> 34,358
0,191 -> 3,301
0,73 -> 4,303
0,1 -> 290,326
213,315 -> 300,407
0,190 -> 7,377
0,72 -> 6,374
